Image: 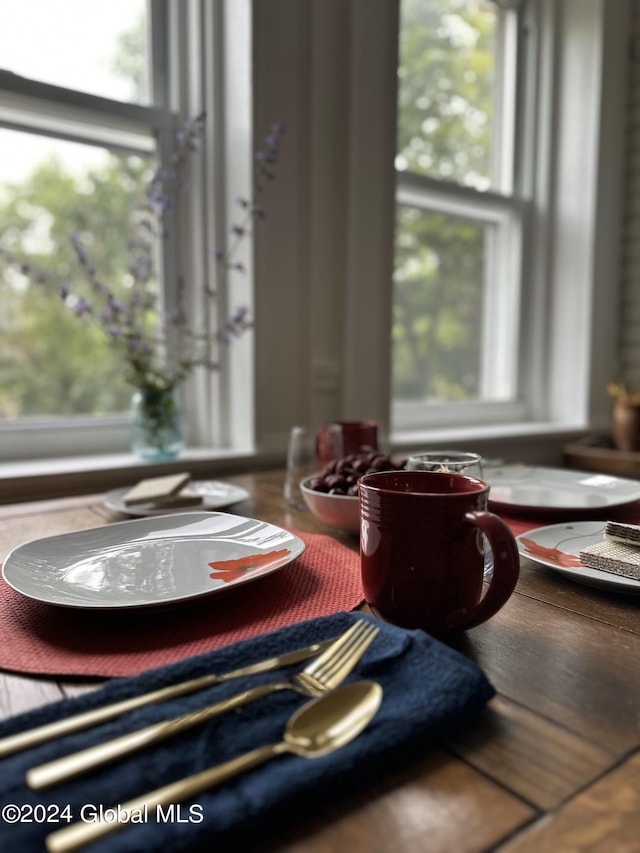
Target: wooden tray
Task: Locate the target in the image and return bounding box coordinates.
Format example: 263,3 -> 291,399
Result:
564,434 -> 640,479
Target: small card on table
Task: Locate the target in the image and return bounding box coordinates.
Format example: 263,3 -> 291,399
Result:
123,472 -> 194,507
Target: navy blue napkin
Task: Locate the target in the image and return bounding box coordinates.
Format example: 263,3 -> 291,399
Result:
0,612 -> 494,852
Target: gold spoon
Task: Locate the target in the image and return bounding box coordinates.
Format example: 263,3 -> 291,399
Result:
46,680 -> 383,853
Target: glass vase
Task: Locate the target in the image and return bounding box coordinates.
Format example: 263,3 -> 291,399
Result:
130,385 -> 185,462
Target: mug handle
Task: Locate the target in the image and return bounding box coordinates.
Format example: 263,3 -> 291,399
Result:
446,511 -> 520,631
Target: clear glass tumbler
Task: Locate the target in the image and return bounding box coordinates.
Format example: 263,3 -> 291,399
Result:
405,450 -> 492,578
284,424 -> 343,510
405,450 -> 483,478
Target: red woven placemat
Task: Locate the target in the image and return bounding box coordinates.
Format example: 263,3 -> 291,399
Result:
0,530 -> 363,679
500,501 -> 640,538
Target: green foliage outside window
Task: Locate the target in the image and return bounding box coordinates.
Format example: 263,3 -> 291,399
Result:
393,0 -> 496,403
0,155 -> 150,417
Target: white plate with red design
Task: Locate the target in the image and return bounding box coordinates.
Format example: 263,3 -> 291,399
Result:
2,513 -> 305,609
517,521 -> 640,594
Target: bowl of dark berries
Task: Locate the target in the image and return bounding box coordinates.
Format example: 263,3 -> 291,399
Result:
300,450 -> 405,533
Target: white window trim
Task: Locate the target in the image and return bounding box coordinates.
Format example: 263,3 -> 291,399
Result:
521,0 -> 627,434
251,0 -> 401,455
168,0 -> 255,454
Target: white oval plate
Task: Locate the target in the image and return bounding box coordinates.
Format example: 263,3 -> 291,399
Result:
485,466 -> 640,513
2,512 -> 305,610
517,521 -> 640,594
103,480 -> 250,517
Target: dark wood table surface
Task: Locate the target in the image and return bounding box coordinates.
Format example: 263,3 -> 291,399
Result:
0,469 -> 638,852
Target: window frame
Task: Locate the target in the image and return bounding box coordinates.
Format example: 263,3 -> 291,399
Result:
0,82 -> 170,460
394,172 -> 527,411
0,0 -> 255,463
391,0 -> 529,430
389,0 -> 627,443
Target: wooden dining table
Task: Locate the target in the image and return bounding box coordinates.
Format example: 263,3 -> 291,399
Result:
0,467 -> 638,852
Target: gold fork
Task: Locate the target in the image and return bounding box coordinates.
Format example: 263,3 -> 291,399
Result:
28,619 -> 379,790
0,635 -> 342,758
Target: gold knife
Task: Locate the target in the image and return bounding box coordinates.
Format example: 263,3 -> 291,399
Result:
0,635 -> 339,757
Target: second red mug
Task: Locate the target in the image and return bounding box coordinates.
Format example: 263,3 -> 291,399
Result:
317,420 -> 378,466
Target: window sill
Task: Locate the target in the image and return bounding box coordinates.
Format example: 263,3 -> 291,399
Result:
392,422 -> 592,466
1,423 -> 593,505
0,448 -> 282,505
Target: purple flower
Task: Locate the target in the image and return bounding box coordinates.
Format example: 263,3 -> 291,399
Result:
3,110 -> 281,392
73,297 -> 92,317
102,297 -> 124,320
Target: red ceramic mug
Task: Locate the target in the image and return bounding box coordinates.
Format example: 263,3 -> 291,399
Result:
359,470 -> 519,634
317,420 -> 378,466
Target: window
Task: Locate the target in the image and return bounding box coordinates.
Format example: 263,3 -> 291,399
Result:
0,1 -> 254,461
0,1 -> 162,456
392,0 -> 526,432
